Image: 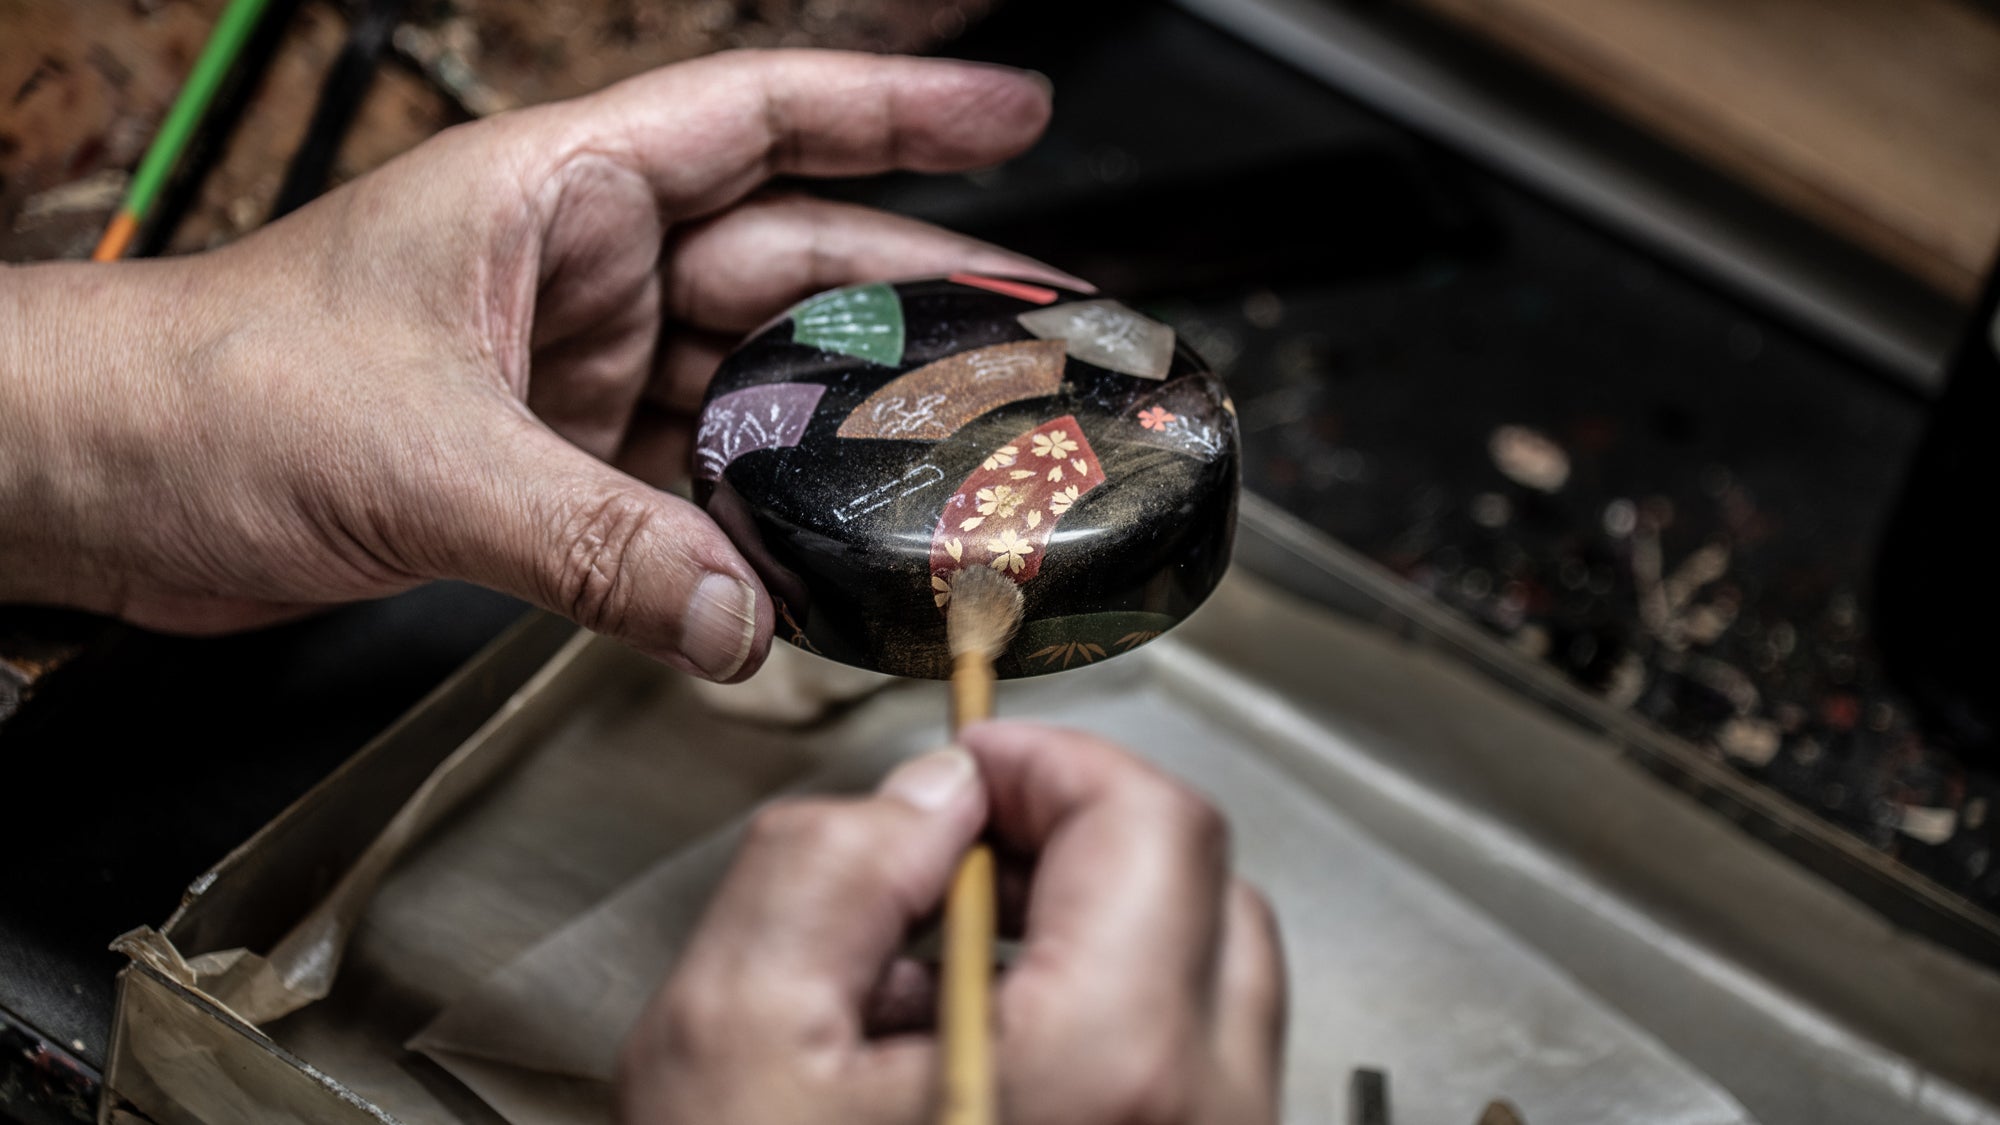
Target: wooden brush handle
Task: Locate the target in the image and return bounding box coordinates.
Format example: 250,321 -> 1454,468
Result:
941,844 -> 997,1125
951,652 -> 996,730
942,652 -> 998,1125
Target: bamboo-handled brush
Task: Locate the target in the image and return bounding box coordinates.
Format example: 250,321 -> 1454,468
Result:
940,565 -> 1024,1125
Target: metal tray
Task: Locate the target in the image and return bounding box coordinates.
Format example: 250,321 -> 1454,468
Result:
102,501 -> 2000,1125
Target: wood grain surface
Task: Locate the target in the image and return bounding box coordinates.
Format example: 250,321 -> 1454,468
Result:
1408,0 -> 2000,300
0,0 -> 1000,262
0,0 -> 454,262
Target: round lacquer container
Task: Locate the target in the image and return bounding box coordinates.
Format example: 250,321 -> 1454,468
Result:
692,274 -> 1238,679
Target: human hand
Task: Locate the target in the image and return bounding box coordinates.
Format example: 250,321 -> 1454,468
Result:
617,722 -> 1286,1123
0,50 -> 1075,681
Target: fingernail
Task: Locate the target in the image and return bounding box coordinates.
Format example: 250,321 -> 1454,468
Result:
879,748 -> 977,812
1021,69 -> 1054,102
682,573 -> 757,681
1049,269 -> 1098,294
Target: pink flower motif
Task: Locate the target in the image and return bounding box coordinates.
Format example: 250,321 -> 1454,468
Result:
1138,407 -> 1176,432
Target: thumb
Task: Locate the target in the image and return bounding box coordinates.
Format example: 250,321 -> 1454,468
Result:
421,413 -> 772,681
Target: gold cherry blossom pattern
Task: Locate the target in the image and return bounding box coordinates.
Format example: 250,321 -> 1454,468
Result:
976,484 -> 1026,518
1047,455 -> 1096,483
1032,430 -> 1078,460
929,414 -> 1103,592
932,573 -> 954,608
987,529 -> 1034,574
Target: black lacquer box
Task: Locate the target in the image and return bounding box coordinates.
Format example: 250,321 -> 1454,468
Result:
693,274 -> 1240,679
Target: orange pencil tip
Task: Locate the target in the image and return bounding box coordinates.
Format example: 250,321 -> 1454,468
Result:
92,212 -> 140,262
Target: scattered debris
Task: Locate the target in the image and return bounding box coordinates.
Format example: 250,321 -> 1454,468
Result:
1685,656 -> 1760,716
1603,652 -> 1647,709
1632,526 -> 1736,651
1718,717 -> 1782,767
1511,623 -> 1551,660
1898,806 -> 1958,846
1215,190 -> 1996,913
392,21 -> 517,117
1349,1068 -> 1390,1125
14,170 -> 127,230
1602,498 -> 1637,538
1489,425 -> 1570,493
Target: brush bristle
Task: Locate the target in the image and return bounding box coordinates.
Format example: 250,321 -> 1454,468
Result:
946,566 -> 1025,662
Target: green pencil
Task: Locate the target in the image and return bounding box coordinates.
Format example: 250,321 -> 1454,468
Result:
93,0 -> 275,261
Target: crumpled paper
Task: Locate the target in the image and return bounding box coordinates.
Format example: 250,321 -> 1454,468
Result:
112,637 -> 892,1030
114,631 -> 605,1026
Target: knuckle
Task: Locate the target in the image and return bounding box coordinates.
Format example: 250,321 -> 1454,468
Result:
1092,1027 -> 1198,1125
742,799 -> 818,852
551,490 -> 656,633
742,798 -> 920,916
743,798 -> 861,861
774,993 -> 851,1066
653,971 -> 735,1061
1155,777 -> 1230,858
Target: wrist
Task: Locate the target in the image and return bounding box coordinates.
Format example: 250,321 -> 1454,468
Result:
0,258 -> 218,613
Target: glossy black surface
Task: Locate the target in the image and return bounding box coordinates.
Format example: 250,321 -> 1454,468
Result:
694,277 -> 1240,679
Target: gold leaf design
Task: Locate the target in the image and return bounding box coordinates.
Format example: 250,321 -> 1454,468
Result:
975,484 -> 1025,518
987,529 -> 1033,573
1030,641 -> 1108,669
1032,430 -> 1078,460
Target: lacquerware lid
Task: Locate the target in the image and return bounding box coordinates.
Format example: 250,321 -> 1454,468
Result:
693,274 -> 1239,680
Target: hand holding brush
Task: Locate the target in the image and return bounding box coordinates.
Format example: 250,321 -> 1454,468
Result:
620,721 -> 1286,1124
